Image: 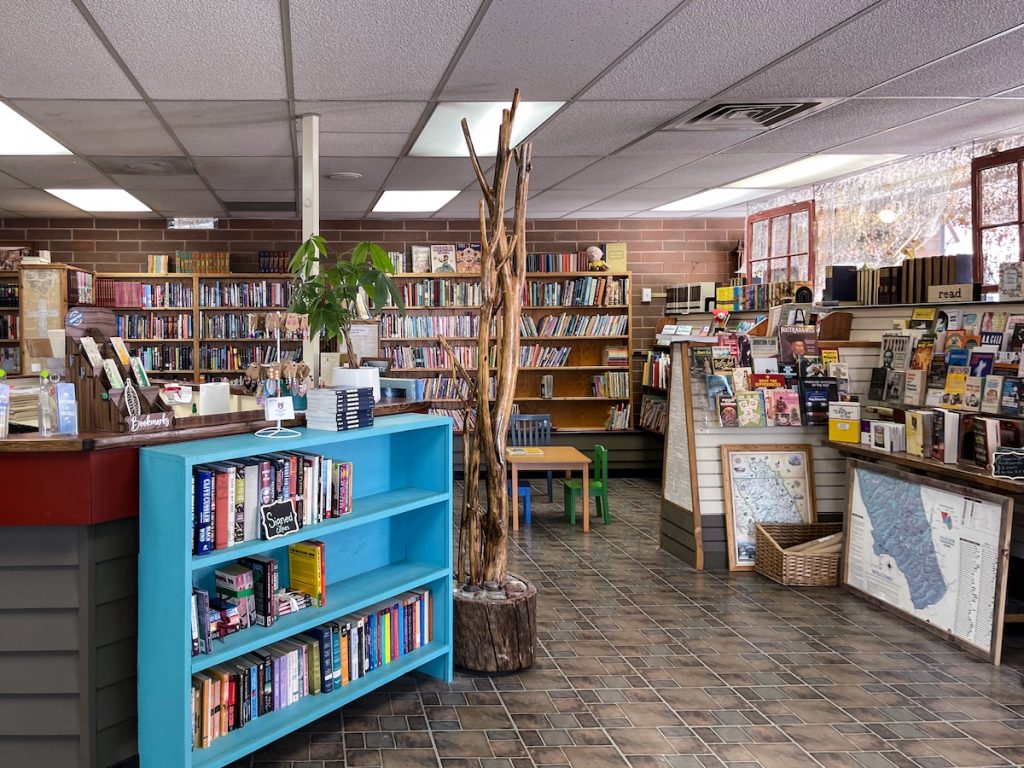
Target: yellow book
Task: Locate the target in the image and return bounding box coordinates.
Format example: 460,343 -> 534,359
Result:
603,242 -> 628,271
287,542 -> 323,607
383,611 -> 391,664
828,402 -> 861,443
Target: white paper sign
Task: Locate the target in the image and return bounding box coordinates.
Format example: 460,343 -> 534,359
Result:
265,396 -> 295,421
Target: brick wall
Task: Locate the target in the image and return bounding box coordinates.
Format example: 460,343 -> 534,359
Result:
0,216 -> 742,354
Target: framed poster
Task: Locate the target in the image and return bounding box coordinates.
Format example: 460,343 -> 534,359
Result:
843,460 -> 1011,663
721,444 -> 816,571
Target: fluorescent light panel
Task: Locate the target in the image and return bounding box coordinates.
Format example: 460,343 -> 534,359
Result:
46,188 -> 151,212
410,101 -> 563,157
725,154 -> 904,189
654,187 -> 777,212
372,190 -> 459,213
0,103 -> 70,155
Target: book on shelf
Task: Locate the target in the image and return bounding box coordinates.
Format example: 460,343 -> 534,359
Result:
800,377 -> 837,426
605,403 -> 631,430
288,540 -> 326,608
735,391 -> 766,427
905,410 -> 935,458
429,244 -> 457,273
828,401 -> 861,443
410,245 -> 431,273
639,395 -> 667,433
717,395 -> 738,427
931,408 -> 960,464
257,250 -> 291,273
455,242 -> 481,274
778,325 -> 817,363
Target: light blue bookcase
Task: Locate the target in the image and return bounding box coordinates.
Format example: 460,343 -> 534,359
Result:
138,414 -> 453,768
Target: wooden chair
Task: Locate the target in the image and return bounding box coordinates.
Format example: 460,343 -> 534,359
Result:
509,414 -> 554,502
563,444 -> 610,526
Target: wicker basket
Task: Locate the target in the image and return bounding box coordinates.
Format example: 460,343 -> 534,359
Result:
755,522 -> 843,587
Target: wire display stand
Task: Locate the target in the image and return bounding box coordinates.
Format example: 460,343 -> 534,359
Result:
255,323 -> 301,439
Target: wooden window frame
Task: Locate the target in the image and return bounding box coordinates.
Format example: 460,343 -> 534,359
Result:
972,145 -> 1024,287
744,200 -> 816,285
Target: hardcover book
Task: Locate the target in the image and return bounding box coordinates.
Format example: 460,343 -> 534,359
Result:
455,242 -> 481,274
429,244 -> 457,273
779,325 -> 817,363
410,245 -> 431,273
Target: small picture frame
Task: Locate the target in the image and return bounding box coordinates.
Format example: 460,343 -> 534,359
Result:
360,357 -> 392,374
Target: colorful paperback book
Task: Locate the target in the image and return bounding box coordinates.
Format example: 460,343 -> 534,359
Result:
867,367 -> 888,401
79,336 -> 103,369
963,376 -> 983,411
903,369 -> 927,407
981,330 -> 1006,350
731,366 -> 752,392
768,389 -> 802,426
705,374 -> 733,409
455,242 -> 481,274
947,346 -> 970,367
429,244 -> 456,273
110,336 -> 131,366
798,356 -> 826,378
942,366 -> 969,408
779,325 -> 817,363
818,347 -> 840,366
717,395 -> 739,427
969,350 -> 995,378
735,391 -> 766,427
910,337 -> 934,370
879,332 -> 911,370
981,375 -> 1004,414
800,377 -> 837,426
944,328 -> 968,352
1002,377 -> 1022,416
750,373 -> 786,390
909,307 -> 937,331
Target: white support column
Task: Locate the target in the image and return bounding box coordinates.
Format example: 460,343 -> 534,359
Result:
299,113 -> 322,382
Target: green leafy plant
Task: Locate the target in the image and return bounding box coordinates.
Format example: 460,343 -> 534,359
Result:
288,236 -> 405,368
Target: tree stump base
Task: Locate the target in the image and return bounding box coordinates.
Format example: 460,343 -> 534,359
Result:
453,577 -> 537,673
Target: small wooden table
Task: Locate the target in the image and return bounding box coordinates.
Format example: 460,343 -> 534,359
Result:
507,446 -> 592,531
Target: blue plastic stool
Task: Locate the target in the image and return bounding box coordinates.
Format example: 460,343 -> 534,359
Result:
507,479 -> 532,525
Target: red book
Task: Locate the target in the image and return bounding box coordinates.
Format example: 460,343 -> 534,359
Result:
751,373 -> 787,389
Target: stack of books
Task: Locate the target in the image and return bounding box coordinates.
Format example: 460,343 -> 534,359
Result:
305,386 -> 375,431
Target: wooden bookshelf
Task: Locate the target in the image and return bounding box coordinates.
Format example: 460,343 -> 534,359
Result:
380,270 -> 634,430
0,271 -> 18,374
138,416 -> 453,767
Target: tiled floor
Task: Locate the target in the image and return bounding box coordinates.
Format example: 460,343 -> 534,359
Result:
238,477 -> 1024,768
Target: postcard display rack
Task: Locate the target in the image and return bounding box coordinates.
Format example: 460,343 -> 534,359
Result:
65,306 -> 173,433
138,415 -> 453,767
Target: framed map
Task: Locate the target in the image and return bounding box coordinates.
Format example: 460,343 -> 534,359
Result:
844,460 -> 1011,663
721,444 -> 816,571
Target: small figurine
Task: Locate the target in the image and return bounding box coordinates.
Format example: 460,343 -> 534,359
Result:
586,245 -> 609,272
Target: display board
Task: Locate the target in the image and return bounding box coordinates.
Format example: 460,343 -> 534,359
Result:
721,444 -> 816,570
664,344 -> 693,511
844,460 -> 1012,662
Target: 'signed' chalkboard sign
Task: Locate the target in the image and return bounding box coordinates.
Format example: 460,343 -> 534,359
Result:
260,499 -> 300,539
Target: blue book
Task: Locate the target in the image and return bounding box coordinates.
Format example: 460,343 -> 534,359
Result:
299,627 -> 334,694
327,622 -> 341,685
193,468 -> 214,554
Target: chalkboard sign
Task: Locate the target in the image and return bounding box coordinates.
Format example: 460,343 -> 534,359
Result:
260,499 -> 300,540
992,448 -> 1024,481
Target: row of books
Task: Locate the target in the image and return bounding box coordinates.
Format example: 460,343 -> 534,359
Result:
639,395 -> 667,434
520,345 -> 571,368
135,344 -> 193,371
524,252 -> 591,273
379,313 -> 480,339
856,255 -> 963,305
387,279 -> 482,308
0,282 -> 16,307
0,314 -> 16,340
190,587 -> 433,751
428,407 -> 475,431
200,313 -> 306,340
604,346 -> 628,368
405,244 -> 481,274
715,280 -> 809,312
305,387 -> 375,432
197,346 -> 298,371
592,371 -> 629,398
606,403 -> 631,430
96,279 -> 194,308
176,250 -> 231,274
642,350 -> 670,389
257,250 -> 291,274
68,270 -> 95,305
519,313 -> 628,338
416,376 -> 495,401
198,280 -> 292,308
147,253 -> 171,273
385,344 -> 480,370
522,276 -> 628,307
191,452 -> 354,555
115,313 -> 193,340
713,384 -> 826,428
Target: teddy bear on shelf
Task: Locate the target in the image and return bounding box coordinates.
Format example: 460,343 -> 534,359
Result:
585,245 -> 609,271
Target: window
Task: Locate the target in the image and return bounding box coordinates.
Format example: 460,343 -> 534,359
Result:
972,146 -> 1024,287
745,201 -> 815,285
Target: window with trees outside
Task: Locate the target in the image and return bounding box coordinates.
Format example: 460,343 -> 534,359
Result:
973,146 -> 1024,288
745,201 -> 815,285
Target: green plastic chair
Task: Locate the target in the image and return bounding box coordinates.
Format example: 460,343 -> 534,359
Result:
563,445 -> 610,526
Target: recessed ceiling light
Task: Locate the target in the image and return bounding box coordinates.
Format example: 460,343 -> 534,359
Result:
46,188 -> 151,212
373,190 -> 460,213
410,101 -> 563,157
326,171 -> 363,180
877,208 -> 898,224
0,103 -> 71,155
725,154 -> 903,189
653,188 -> 777,212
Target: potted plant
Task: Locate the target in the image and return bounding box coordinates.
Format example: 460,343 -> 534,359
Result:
288,237 -> 404,380
440,90 -> 537,672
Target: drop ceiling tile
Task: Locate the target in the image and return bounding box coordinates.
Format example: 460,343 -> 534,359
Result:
866,28 -> 1024,98
576,189 -> 700,211
521,157 -> 604,190
834,100 -> 1024,153
435,188 -> 488,216
82,0 -> 287,99
217,190 -> 295,203
0,156 -> 112,187
0,172 -> 29,190
620,130 -> 764,156
111,171 -> 207,191
722,0 -> 1024,98
584,0 -> 877,100
638,153 -> 804,189
294,101 -> 427,133
0,189 -> 89,215
525,189 -> 610,213
9,100 -> 180,156
568,209 -> 642,218
442,0 -> 679,99
996,86 -> 1024,98
724,98 -> 970,154
0,0 -> 138,98
192,157 -> 294,191
132,189 -> 222,216
320,157 -> 397,191
382,158 -> 475,190
321,191 -> 376,213
528,101 -> 698,156
318,133 -> 409,156
554,156 -> 705,190
290,0 -> 482,99
156,101 -> 292,157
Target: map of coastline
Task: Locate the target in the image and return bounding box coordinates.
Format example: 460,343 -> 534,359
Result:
729,453 -> 809,562
856,469 -> 947,609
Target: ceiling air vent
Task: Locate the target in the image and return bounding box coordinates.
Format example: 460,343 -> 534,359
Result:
667,99 -> 840,131
91,156 -> 196,176
224,201 -> 296,213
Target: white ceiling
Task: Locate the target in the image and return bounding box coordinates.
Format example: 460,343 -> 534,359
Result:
0,0 -> 1022,219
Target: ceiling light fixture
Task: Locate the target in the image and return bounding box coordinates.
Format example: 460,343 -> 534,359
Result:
725,154 -> 904,189
372,190 -> 459,213
877,207 -> 898,224
410,101 -> 563,157
46,188 -> 151,212
0,103 -> 71,155
326,171 -> 363,180
653,187 -> 777,212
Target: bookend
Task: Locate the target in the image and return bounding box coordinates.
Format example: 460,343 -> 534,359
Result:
64,306 -> 174,434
